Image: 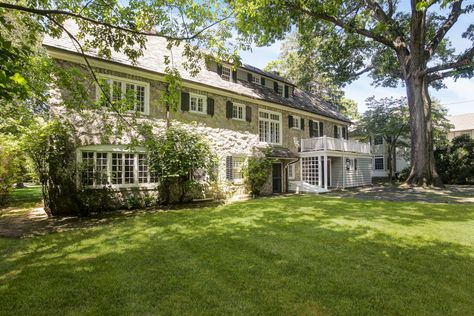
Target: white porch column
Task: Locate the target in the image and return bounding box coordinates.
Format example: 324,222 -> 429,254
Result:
318,155 -> 322,188
323,154 -> 328,189
342,155 -> 346,189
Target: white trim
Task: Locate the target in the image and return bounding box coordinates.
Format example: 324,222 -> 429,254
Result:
189,93 -> 207,114
96,73 -> 150,115
258,108 -> 283,146
292,115 -> 301,130
46,48 -> 350,126
232,102 -> 246,121
221,66 -> 231,81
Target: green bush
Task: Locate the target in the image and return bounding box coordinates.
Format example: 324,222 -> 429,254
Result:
0,135 -> 22,207
435,135 -> 474,184
243,148 -> 274,196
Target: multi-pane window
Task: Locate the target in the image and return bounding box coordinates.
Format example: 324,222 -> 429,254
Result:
251,75 -> 261,84
232,157 -> 245,180
277,83 -> 283,96
374,155 -> 384,170
81,151 -> 157,187
292,116 -> 301,129
81,152 -> 94,186
190,94 -> 206,113
96,152 -> 108,185
301,157 -> 319,185
124,154 -> 134,184
259,110 -> 281,144
288,164 -> 296,180
98,76 -> 148,114
111,153 -> 123,185
222,66 -> 231,81
232,103 -> 245,120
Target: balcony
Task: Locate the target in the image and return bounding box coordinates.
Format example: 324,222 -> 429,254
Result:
301,136 -> 371,154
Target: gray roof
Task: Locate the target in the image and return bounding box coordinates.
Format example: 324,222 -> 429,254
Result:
43,28 -> 351,123
448,113 -> 474,131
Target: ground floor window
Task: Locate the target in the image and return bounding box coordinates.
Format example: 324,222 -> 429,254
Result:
288,163 -> 296,179
225,156 -> 246,181
80,150 -> 157,187
374,155 -> 384,170
301,156 -> 319,185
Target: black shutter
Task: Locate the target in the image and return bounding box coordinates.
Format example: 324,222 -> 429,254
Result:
226,156 -> 233,180
284,85 -> 289,98
245,105 -> 252,122
300,118 -> 304,130
334,125 -> 338,138
226,100 -> 233,119
319,122 -> 324,136
309,120 -> 314,137
288,115 -> 294,128
261,77 -> 265,86
247,73 -> 252,82
342,126 -> 346,139
273,81 -> 278,92
207,98 -> 214,116
181,92 -> 189,111
217,64 -> 222,76
232,70 -> 237,82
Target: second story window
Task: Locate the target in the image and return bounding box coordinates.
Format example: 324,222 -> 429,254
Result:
292,116 -> 301,129
259,109 -> 282,145
232,103 -> 245,120
374,135 -> 384,145
190,93 -> 207,114
97,75 -> 149,115
222,66 -> 231,81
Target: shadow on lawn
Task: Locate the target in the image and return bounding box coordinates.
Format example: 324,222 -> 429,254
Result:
1,205 -> 473,315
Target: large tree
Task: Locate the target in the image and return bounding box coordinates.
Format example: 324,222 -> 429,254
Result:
230,0 -> 474,186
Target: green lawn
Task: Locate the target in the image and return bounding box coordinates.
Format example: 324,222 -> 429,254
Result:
1,195 -> 473,315
8,185 -> 42,206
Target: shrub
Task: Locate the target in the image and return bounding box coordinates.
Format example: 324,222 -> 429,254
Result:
435,135 -> 474,184
144,124 -> 218,204
0,135 -> 23,207
243,148 -> 274,196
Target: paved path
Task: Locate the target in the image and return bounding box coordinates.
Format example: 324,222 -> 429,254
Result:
326,184 -> 474,204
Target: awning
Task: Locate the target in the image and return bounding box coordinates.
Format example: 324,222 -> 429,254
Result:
268,147 -> 299,159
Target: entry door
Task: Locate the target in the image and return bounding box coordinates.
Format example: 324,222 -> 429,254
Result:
272,163 -> 282,193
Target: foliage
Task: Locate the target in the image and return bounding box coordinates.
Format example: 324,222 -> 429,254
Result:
228,0 -> 474,186
0,135 -> 23,207
243,148 -> 274,196
143,124 -> 218,204
264,34 -> 359,120
435,135 -> 474,184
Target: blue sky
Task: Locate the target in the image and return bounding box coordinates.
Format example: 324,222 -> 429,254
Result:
239,11 -> 474,116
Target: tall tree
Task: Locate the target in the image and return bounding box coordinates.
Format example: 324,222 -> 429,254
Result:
358,97 -> 410,181
264,34 -> 360,120
230,0 -> 474,186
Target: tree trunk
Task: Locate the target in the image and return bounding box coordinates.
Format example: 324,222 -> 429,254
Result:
404,76 -> 443,187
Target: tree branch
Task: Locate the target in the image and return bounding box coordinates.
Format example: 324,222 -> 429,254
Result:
425,0 -> 464,58
0,2 -> 231,41
425,46 -> 474,74
365,0 -> 408,48
283,0 -> 397,50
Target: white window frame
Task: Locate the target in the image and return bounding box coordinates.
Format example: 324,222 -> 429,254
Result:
292,116 -> 301,130
288,163 -> 296,180
337,126 -> 343,139
96,74 -> 150,115
232,103 -> 246,121
77,145 -> 157,189
312,120 -> 320,137
374,155 -> 384,170
258,109 -> 283,145
189,93 -> 207,114
231,156 -> 246,183
374,135 -> 384,145
251,75 -> 261,85
222,66 -> 231,81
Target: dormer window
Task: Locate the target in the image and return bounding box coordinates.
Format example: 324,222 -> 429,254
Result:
251,75 -> 261,85
222,66 -> 231,81
277,84 -> 283,96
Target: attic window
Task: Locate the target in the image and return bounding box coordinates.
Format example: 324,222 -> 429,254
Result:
251,75 -> 260,84
222,66 -> 231,81
277,83 -> 283,96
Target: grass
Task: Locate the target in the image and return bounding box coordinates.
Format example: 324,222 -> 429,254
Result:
1,195 -> 474,315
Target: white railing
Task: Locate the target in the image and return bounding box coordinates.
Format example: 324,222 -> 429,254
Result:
301,136 -> 371,154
